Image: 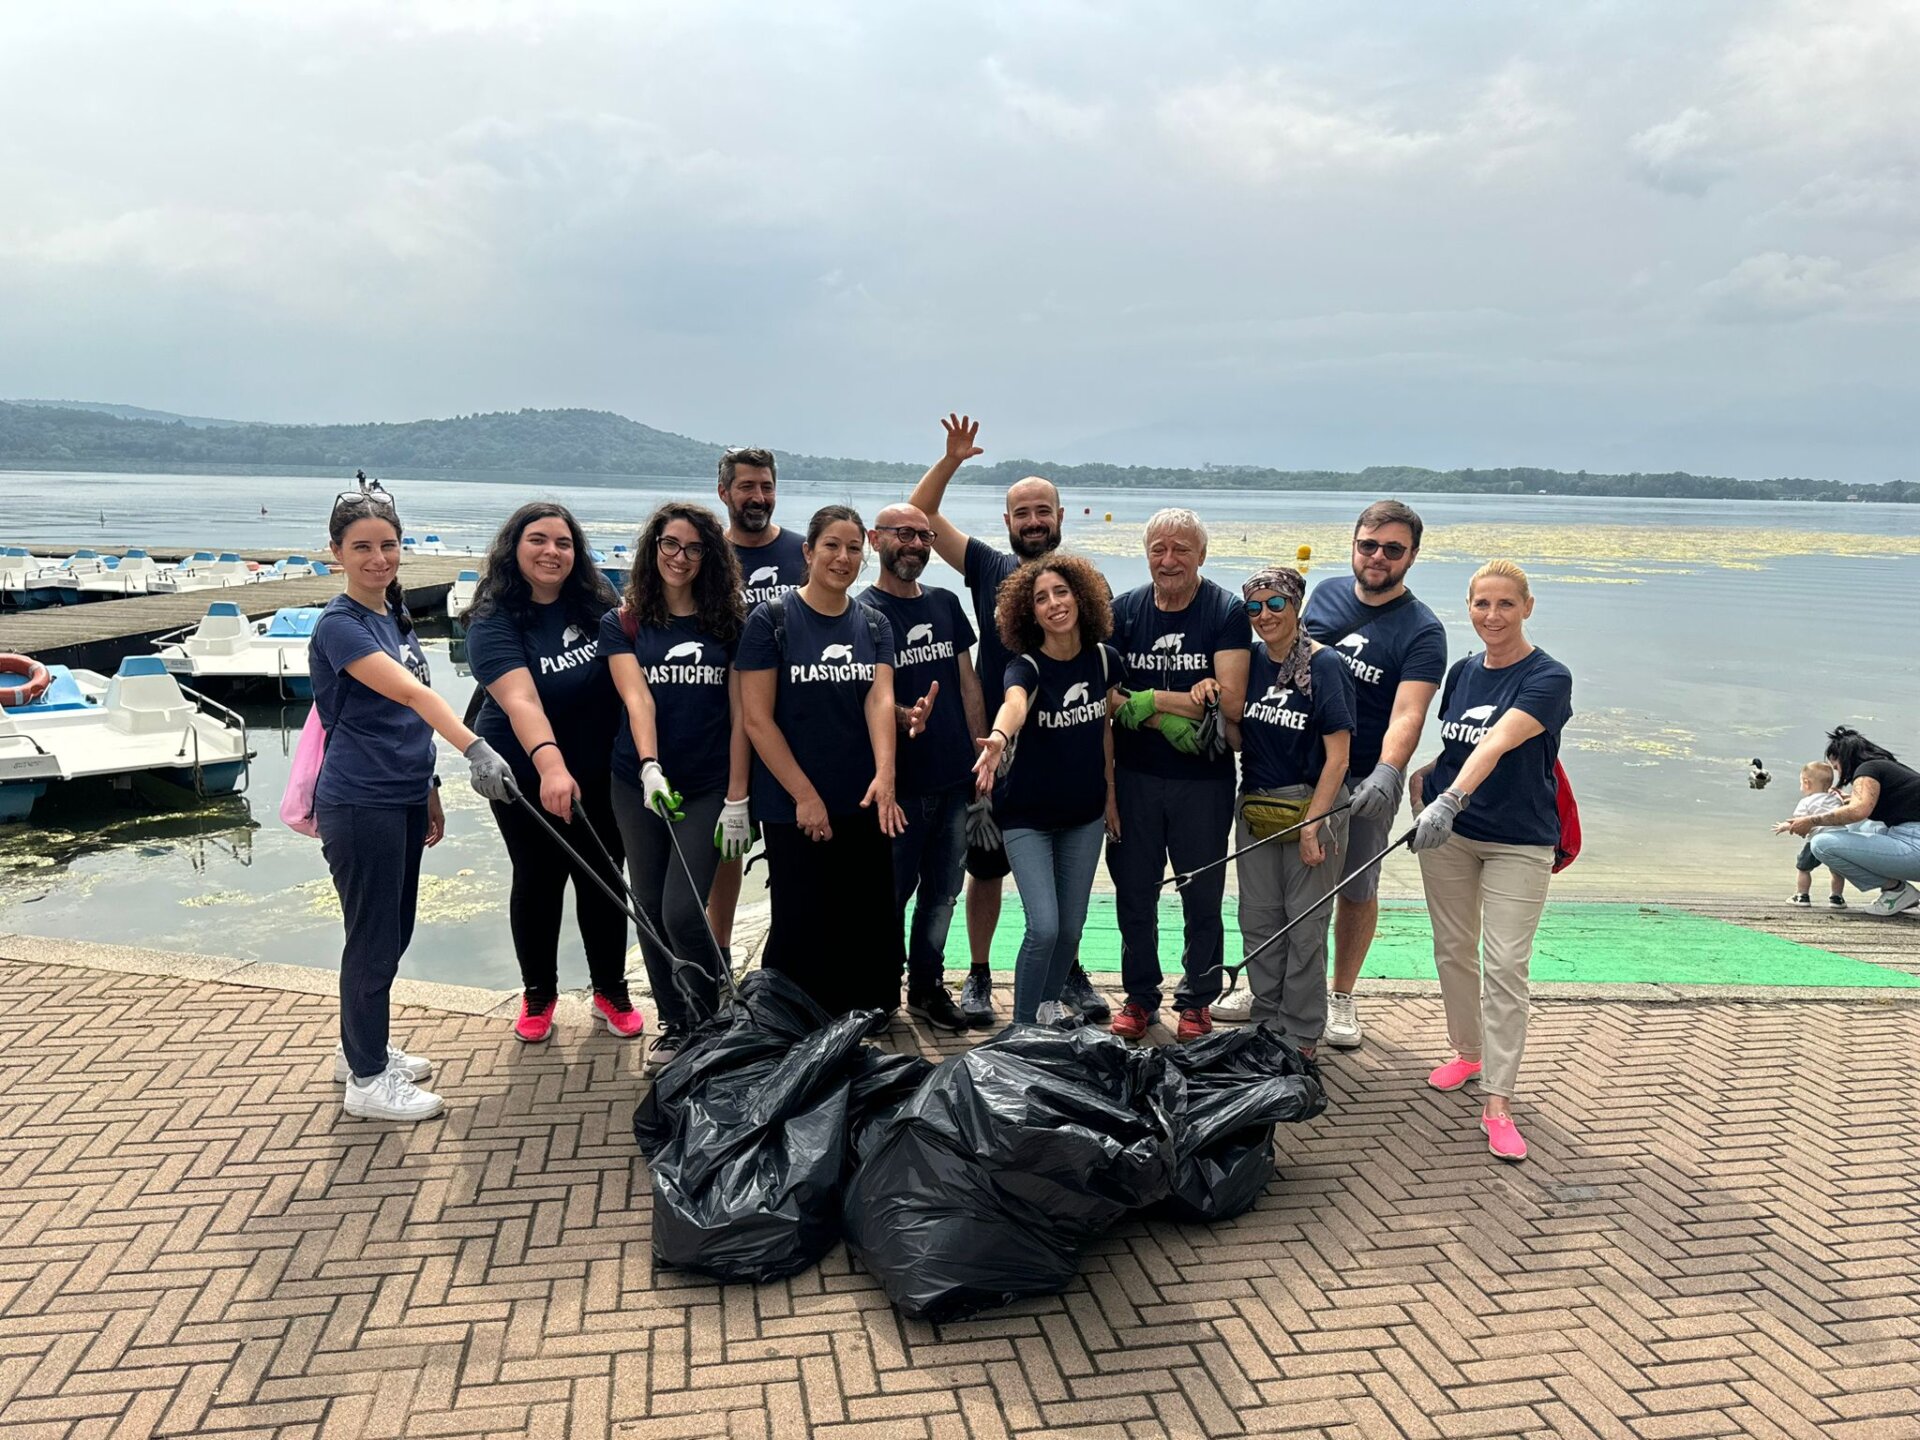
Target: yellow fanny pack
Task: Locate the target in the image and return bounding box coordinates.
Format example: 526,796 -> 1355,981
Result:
1240,793 -> 1314,842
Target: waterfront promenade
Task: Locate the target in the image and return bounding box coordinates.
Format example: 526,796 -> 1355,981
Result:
0,923 -> 1915,1439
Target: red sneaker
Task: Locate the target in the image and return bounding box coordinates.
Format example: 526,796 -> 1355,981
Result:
1109,1002 -> 1152,1041
593,992 -> 646,1039
514,995 -> 557,1044
1176,1007 -> 1213,1041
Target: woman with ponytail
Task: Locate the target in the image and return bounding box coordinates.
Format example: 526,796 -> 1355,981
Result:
311,486 -> 517,1123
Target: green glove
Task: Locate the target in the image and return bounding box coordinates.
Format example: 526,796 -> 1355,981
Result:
1116,687 -> 1157,730
1156,713 -> 1202,755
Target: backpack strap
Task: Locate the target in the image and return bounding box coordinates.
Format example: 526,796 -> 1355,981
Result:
765,595 -> 788,660
863,602 -> 888,655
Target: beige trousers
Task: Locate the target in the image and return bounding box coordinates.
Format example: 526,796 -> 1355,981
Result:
1415,833 -> 1554,1098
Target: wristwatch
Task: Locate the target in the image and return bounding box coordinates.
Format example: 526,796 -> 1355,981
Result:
1441,787 -> 1469,809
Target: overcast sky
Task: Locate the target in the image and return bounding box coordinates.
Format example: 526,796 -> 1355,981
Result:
4,1 -> 1917,480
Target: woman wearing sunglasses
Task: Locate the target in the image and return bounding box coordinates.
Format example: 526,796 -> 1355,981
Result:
465,502 -> 635,1044
1209,566 -> 1353,1054
601,502 -> 750,1067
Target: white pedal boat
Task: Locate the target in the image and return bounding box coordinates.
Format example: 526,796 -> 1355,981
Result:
0,656 -> 253,822
0,549 -> 66,609
74,549 -> 169,598
446,569 -> 480,622
147,552 -> 260,594
154,602 -> 318,699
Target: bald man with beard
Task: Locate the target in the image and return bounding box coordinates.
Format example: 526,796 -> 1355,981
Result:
908,414 -> 1113,1029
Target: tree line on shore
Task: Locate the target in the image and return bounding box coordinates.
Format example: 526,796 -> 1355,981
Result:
2,400 -> 1912,504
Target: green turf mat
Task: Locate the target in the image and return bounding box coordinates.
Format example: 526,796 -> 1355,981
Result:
933,895 -> 1918,989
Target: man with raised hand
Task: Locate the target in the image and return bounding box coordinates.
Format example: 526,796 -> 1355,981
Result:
1298,499 -> 1446,1050
708,445 -> 809,962
1105,508 -> 1251,1043
859,503 -> 983,1033
908,414 -> 1111,1029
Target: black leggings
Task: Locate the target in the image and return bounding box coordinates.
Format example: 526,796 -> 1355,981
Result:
489,779 -> 629,999
762,809 -> 904,1017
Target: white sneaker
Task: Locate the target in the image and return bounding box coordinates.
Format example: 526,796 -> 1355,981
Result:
1322,992 -> 1363,1050
1211,986 -> 1255,1023
343,1068 -> 445,1122
1035,1000 -> 1072,1026
332,1042 -> 431,1085
1864,882 -> 1920,918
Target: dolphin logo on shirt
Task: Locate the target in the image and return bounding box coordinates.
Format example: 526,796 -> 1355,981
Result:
1336,633 -> 1369,653
1150,633 -> 1184,654
1460,704 -> 1497,722
907,623 -> 934,646
664,640 -> 704,664
748,566 -> 780,588
1061,681 -> 1090,708
820,643 -> 854,663
562,624 -> 584,647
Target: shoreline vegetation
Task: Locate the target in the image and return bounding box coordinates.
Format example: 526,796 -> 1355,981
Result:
3,399 -> 1914,504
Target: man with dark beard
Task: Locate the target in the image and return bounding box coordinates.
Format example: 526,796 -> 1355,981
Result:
859,502 -> 983,1032
908,414 -> 1111,1028
1295,500 -> 1446,1050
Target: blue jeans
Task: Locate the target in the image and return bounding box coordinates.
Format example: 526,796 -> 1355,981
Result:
1004,820 -> 1106,1023
1810,822 -> 1920,891
892,782 -> 971,996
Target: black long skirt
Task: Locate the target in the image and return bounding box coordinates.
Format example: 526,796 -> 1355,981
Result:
760,808 -> 904,1017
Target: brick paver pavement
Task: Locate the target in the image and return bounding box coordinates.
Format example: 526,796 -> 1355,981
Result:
1,955 -> 1916,1440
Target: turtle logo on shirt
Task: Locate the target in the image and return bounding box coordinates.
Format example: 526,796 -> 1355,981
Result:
748,566 -> 781,588
820,643 -> 854,663
1461,704 -> 1497,722
1441,703 -> 1500,745
1331,631 -> 1385,686
1336,633 -> 1369,654
1038,678 -> 1105,729
665,640 -> 705,664
562,624 -> 584,647
907,623 -> 934,646
1061,681 -> 1091,708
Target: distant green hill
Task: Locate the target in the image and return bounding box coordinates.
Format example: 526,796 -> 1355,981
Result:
7,398 -> 252,428
0,400 -> 1912,503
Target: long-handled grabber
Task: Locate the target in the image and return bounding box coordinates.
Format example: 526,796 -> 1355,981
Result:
1158,799 -> 1354,891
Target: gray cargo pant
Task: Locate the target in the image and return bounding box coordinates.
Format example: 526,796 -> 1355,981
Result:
1234,785 -> 1348,1048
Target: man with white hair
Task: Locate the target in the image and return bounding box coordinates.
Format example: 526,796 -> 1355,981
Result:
1106,507 -> 1251,1042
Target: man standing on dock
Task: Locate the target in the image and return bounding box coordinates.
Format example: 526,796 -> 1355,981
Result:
1297,500 -> 1446,1050
909,414 -> 1110,1029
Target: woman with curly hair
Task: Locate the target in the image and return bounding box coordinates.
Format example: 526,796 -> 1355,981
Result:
601,502 -> 750,1067
971,554 -> 1124,1025
464,501 -> 634,1043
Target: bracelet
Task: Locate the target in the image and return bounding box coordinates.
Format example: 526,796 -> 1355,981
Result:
637,754 -> 659,767
989,728 -> 1010,745
528,740 -> 559,761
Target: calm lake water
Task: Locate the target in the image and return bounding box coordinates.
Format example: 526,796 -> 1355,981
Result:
4,469 -> 1918,989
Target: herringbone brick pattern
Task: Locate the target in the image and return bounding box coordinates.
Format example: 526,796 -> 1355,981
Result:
1,958 -> 1916,1439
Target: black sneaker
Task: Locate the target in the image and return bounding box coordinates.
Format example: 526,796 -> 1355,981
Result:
866,1009 -> 896,1038
646,1024 -> 689,1071
1060,965 -> 1110,1023
959,970 -> 997,1028
1789,893 -> 1810,905
908,987 -> 971,1034
1828,893 -> 1848,908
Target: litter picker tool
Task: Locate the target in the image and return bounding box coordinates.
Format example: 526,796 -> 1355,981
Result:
1159,799 -> 1354,890
1210,827 -> 1414,997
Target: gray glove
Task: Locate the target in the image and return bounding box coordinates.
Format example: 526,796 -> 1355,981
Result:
1349,761 -> 1404,822
1410,787 -> 1464,853
464,738 -> 519,803
1195,698 -> 1230,760
965,797 -> 1002,851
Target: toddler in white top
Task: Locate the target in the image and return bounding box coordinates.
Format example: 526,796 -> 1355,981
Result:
1790,761 -> 1846,906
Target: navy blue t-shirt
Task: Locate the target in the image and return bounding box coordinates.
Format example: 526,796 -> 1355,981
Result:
735,529 -> 809,613
1239,645 -> 1355,792
308,593 -> 435,808
962,537 -> 1021,718
859,585 -> 977,797
1110,578 -> 1251,781
1303,581 -> 1447,778
597,609 -> 736,797
1429,647 -> 1573,848
995,643 -> 1123,832
735,593 -> 897,822
465,599 -> 619,794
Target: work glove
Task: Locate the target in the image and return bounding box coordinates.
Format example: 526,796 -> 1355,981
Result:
1195,698 -> 1230,759
1410,787 -> 1465,853
1349,761 -> 1404,822
1156,713 -> 1202,755
715,797 -> 753,859
1115,687 -> 1157,730
464,739 -> 519,803
640,760 -> 685,821
965,797 -> 1003,851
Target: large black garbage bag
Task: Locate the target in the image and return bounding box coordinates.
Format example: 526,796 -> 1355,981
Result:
648,1005 -> 875,1282
632,969 -> 833,1159
844,1025 -> 1180,1322
1157,1024 -> 1328,1223
844,1049 -> 935,1163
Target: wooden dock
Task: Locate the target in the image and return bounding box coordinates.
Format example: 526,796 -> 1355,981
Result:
0,556 -> 472,669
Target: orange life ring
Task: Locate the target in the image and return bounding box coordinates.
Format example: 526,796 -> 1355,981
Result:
0,655 -> 52,708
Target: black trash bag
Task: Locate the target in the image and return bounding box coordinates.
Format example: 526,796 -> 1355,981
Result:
633,968 -> 833,1159
648,1005 -> 875,1282
845,1048 -> 936,1163
1156,1024 -> 1328,1223
844,1025 -> 1180,1322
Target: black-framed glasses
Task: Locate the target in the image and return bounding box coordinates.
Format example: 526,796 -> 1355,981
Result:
332,483 -> 394,514
656,535 -> 708,561
874,525 -> 937,546
1244,596 -> 1291,617
1354,538 -> 1409,560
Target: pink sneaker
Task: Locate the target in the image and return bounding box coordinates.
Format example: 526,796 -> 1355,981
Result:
592,993 -> 646,1039
1482,1112 -> 1528,1162
1427,1056 -> 1482,1091
514,995 -> 557,1044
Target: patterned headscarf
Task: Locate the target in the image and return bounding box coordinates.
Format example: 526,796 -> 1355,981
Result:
1243,565 -> 1313,696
